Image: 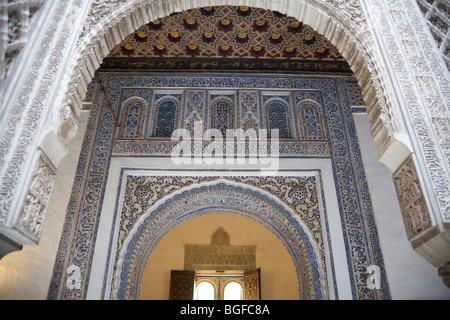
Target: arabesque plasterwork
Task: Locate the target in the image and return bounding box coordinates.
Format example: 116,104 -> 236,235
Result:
0,0 -> 448,297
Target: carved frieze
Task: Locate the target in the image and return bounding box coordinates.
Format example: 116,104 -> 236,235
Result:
0,0 -> 85,231
371,0 -> 450,222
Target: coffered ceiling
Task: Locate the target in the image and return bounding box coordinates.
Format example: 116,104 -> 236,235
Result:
101,5 -> 351,74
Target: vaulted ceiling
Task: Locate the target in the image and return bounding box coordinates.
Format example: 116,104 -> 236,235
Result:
101,5 -> 351,74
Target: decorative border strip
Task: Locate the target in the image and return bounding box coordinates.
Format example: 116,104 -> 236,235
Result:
112,139 -> 330,158
101,57 -> 353,74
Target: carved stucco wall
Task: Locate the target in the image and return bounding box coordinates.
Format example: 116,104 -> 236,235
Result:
416,0 -> 450,70
0,0 -> 46,108
0,0 -> 449,293
0,0 -> 89,250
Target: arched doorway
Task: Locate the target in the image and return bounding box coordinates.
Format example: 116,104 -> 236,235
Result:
110,179 -> 327,300
1,1 -> 448,300
140,214 -> 299,300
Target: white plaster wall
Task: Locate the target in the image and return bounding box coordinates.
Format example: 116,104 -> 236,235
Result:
0,110 -> 90,300
354,113 -> 450,299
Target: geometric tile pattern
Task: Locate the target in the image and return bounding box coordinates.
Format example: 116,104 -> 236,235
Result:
48,73 -> 390,300
110,86 -> 331,157
103,6 -> 351,73
108,6 -> 346,61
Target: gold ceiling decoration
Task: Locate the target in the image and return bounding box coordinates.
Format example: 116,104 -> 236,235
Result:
102,5 -> 350,73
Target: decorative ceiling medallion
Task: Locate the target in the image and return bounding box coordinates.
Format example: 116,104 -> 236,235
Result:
200,6 -> 215,16
288,20 -> 303,33
120,44 -> 134,55
134,32 -> 148,42
218,18 -> 233,31
253,19 -> 268,31
186,44 -> 199,55
168,31 -> 181,42
202,32 -> 215,43
236,32 -> 249,43
303,34 -> 316,45
250,46 -> 265,57
269,33 -> 283,44
237,6 -> 251,16
183,18 -> 198,30
315,48 -> 328,58
283,47 -> 297,57
148,19 -> 162,30
153,45 -> 166,55
218,45 -> 232,56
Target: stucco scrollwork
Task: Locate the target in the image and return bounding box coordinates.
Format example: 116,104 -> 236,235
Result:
372,0 -> 450,221
0,0 -> 85,231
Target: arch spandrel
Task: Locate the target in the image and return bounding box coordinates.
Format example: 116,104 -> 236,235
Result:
111,179 -> 328,300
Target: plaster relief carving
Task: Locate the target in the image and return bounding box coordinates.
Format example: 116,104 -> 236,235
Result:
18,156 -> 56,241
184,227 -> 257,271
0,0 -> 84,227
113,177 -> 325,300
393,156 -> 432,240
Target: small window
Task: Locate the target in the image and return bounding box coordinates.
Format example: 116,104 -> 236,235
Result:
195,281 -> 215,300
153,97 -> 178,137
211,97 -> 234,136
223,281 -> 243,300
265,98 -> 291,139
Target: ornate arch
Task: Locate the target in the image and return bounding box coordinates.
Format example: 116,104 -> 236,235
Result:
117,96 -> 148,138
263,97 -> 292,139
110,179 -> 327,300
0,0 -> 448,296
64,0 -> 402,157
295,99 -> 326,140
57,0 -> 449,272
151,95 -> 180,137
0,0 -> 422,248
210,96 -> 235,136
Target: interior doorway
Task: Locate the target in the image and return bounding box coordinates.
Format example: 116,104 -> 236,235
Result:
139,214 -> 298,300
169,269 -> 261,300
